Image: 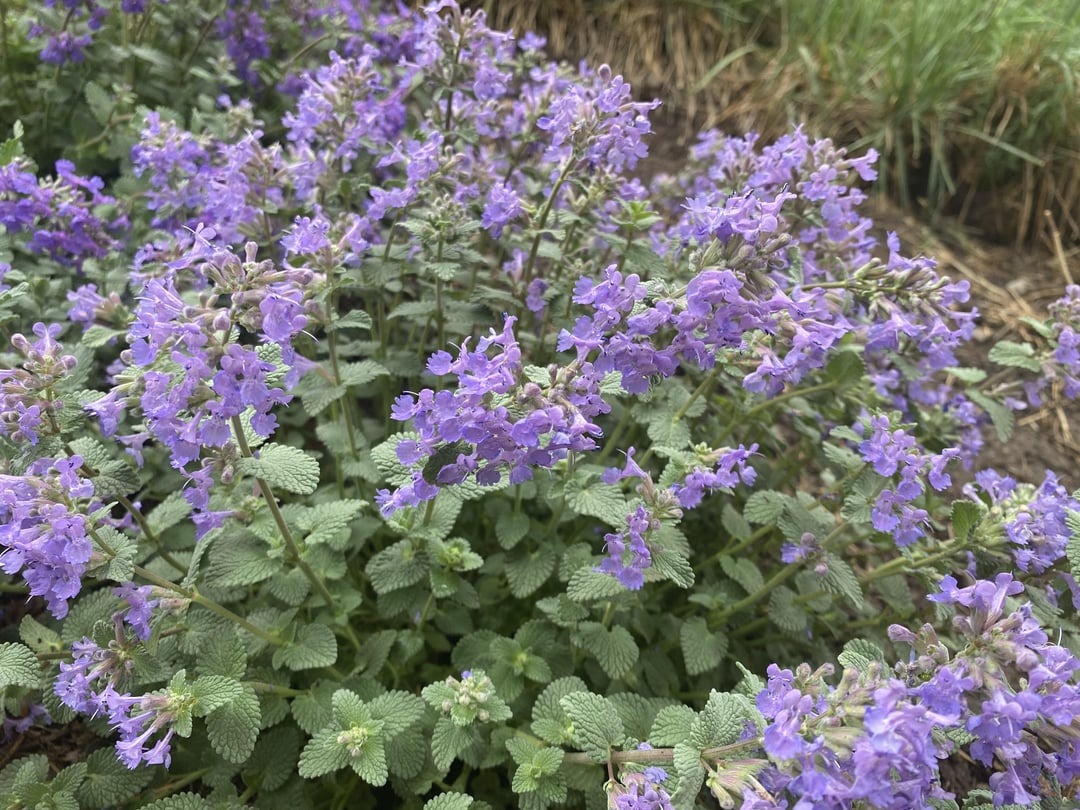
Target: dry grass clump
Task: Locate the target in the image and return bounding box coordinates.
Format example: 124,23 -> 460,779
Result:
467,0 -> 1080,251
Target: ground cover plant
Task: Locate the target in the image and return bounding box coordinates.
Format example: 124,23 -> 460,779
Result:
3,2 -> 1080,808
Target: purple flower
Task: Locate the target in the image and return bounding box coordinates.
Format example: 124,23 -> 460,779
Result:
0,456 -> 95,618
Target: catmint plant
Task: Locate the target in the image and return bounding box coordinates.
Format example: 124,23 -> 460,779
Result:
1,2 -> 1079,809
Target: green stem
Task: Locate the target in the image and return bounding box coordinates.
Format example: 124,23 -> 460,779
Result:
132,565 -> 282,646
522,158 -> 575,288
247,681 -> 304,697
716,380 -> 838,445
229,418 -> 362,651
562,736 -> 762,766
718,524 -> 773,557
860,542 -> 967,584
673,368 -> 719,423
115,493 -> 186,575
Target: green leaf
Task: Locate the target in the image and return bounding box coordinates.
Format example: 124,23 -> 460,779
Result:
366,540 -> 429,594
671,742 -> 705,807
822,555 -> 864,609
432,716 -> 474,772
649,542 -> 695,588
0,643 -> 38,689
506,545 -> 557,598
566,567 -> 625,602
78,749 -> 153,808
560,692 -> 624,763
385,726 -> 426,779
718,555 -> 764,595
298,729 -> 349,778
531,677 -> 587,745
825,351 -> 865,388
348,735 -> 388,785
650,705 -> 697,747
821,442 -> 865,472
680,617 -> 727,676
769,587 -> 809,634
237,727 -> 297,793
206,686 -> 260,763
424,793 -> 475,810
838,639 -> 887,673
564,480 -> 628,528
742,490 -> 787,524
96,526 -> 136,582
146,492 -> 192,535
952,500 -> 981,542
875,574 -> 916,615
19,615 -> 60,654
143,793 -> 212,809
339,359 -> 389,387
207,533 -> 277,587
495,511 -> 530,550
301,500 -> 365,546
576,623 -> 638,679
272,624 -> 338,671
944,366 -> 987,383
368,690 -> 424,738
1067,512 -> 1080,575
988,340 -> 1042,372
237,443 -> 320,495
291,684 -> 336,735
327,310 -> 373,332
195,632 -> 247,680
191,675 -> 245,715
0,120 -> 24,165
691,690 -> 750,748
721,504 -> 751,541
967,390 -> 1014,443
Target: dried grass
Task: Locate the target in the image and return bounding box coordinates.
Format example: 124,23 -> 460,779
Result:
463,0 -> 1080,250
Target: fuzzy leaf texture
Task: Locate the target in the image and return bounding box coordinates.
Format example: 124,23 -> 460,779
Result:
559,692 -> 625,763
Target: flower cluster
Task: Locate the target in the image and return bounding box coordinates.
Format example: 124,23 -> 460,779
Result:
964,469 -> 1078,575
86,233 -> 315,529
597,445 -> 757,587
744,574 -> 1080,808
0,157 -> 127,268
0,456 -> 94,618
378,316 -> 608,514
0,323 -> 78,446
56,627 -> 183,769
856,413 -> 960,546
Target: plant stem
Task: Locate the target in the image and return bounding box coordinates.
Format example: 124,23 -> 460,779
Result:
860,542 -> 966,584
132,565 -> 282,646
247,681 -> 304,697
562,737 -> 762,766
522,158 -> 574,288
229,418 -> 362,651
115,493 -> 187,575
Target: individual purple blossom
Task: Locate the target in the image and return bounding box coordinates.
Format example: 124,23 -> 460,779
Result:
781,532 -> 820,564
481,181 -> 522,238
114,583 -> 159,641
612,771 -> 675,810
598,505 -> 657,590
1,702 -> 50,742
